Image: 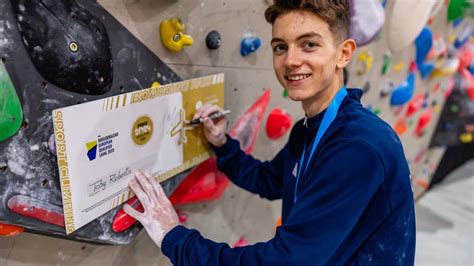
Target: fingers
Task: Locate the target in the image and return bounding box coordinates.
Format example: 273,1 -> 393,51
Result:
193,103 -> 223,120
129,176 -> 151,207
123,204 -> 146,222
135,172 -> 160,204
143,173 -> 175,211
143,172 -> 168,204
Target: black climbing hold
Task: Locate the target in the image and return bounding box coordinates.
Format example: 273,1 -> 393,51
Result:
11,0 -> 113,95
206,30 -> 221,50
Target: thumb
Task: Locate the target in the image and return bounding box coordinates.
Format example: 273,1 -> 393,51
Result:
123,204 -> 146,223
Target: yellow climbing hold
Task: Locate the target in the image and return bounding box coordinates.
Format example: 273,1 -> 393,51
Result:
160,17 -> 194,52
393,62 -> 405,73
356,51 -> 373,75
151,81 -> 161,88
459,132 -> 473,143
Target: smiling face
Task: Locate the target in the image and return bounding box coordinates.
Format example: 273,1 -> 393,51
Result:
271,10 -> 348,116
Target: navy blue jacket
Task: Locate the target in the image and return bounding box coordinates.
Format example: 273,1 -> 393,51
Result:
162,89 -> 416,265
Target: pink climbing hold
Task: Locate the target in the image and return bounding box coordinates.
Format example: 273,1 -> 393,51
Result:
233,236 -> 249,248
266,108 -> 292,140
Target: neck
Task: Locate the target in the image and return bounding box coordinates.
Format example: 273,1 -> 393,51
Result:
302,81 -> 343,117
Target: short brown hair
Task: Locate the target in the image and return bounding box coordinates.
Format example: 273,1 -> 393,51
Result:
264,0 -> 351,44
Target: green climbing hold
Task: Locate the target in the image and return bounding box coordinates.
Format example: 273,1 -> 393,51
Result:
449,104 -> 460,113
374,108 -> 381,116
0,61 -> 23,142
448,0 -> 473,22
381,52 -> 392,75
283,88 -> 289,98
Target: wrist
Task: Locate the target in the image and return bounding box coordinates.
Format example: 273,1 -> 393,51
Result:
213,135 -> 227,147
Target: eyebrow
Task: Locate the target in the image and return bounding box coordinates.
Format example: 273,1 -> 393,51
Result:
270,32 -> 323,45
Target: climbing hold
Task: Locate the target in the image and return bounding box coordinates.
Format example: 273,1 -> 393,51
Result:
362,81 -> 370,94
48,134 -> 56,155
7,194 -> 65,227
448,0 -> 473,22
11,0 -> 114,95
390,72 -> 415,106
393,62 -> 405,73
206,30 -> 221,50
240,36 -> 261,56
151,81 -> 161,88
432,82 -> 441,93
233,236 -> 249,248
394,118 -> 408,136
0,223 -> 24,236
266,108 -> 292,140
388,0 -> 438,52
459,132 -> 473,143
449,104 -> 460,113
415,27 -> 433,64
355,51 -> 373,75
426,34 -> 448,60
160,17 -> 194,52
282,88 -> 289,98
176,210 -> 188,223
454,25 -> 472,49
381,52 -> 392,75
349,0 -> 385,46
405,93 -> 425,117
432,58 -> 460,78
414,107 -> 433,137
415,27 -> 435,79
112,196 -> 144,232
380,80 -> 394,98
373,108 -> 381,116
0,61 -> 23,142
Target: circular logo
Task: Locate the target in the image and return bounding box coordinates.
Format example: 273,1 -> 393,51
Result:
132,116 -> 153,145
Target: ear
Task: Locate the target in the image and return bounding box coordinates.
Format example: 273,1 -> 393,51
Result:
336,39 -> 357,69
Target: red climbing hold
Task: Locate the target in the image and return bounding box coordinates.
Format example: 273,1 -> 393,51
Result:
112,196 -> 144,233
415,107 -> 433,137
266,108 -> 292,140
7,195 -> 65,227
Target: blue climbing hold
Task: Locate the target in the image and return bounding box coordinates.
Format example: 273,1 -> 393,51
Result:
240,37 -> 261,56
390,72 -> 415,106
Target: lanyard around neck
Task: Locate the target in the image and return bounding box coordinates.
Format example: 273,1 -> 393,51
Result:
294,86 -> 348,203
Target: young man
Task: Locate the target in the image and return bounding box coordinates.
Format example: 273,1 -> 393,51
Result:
124,1 -> 416,265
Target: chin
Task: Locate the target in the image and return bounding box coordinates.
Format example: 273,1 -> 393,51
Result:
287,91 -> 307,102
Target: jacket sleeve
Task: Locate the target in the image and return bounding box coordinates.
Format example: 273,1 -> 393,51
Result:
212,135 -> 287,200
162,139 -> 387,266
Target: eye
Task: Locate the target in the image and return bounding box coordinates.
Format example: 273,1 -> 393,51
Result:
272,44 -> 287,55
303,41 -> 319,50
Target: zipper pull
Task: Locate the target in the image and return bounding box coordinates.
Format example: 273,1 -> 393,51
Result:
303,116 -> 308,127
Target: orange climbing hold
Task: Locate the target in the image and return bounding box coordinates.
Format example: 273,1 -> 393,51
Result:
0,223 -> 24,236
394,118 -> 408,136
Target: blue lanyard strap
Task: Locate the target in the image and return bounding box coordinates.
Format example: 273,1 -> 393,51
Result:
294,86 -> 348,203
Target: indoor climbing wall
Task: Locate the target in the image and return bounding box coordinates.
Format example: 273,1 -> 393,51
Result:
1,0 -> 473,265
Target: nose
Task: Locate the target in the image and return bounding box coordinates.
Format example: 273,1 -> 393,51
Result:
284,46 -> 303,69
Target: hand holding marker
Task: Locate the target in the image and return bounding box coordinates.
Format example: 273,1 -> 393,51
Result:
189,110 -> 231,125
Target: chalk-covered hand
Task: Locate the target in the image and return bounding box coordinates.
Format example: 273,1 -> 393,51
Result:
123,172 -> 179,248
193,103 -> 228,147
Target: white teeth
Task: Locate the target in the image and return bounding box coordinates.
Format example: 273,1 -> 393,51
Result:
287,74 -> 310,81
